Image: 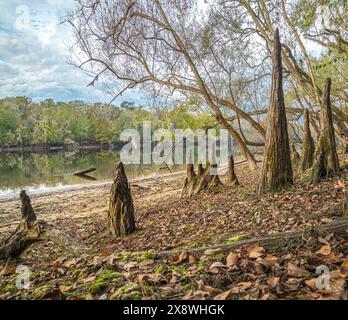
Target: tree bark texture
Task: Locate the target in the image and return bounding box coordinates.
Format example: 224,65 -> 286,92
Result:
257,29 -> 293,195
311,78 -> 340,184
300,109 -> 315,171
108,162 -> 136,237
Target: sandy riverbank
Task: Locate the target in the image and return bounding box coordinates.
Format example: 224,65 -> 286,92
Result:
1,155 -> 346,256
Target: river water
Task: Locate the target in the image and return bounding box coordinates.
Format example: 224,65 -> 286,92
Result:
0,149 -> 184,198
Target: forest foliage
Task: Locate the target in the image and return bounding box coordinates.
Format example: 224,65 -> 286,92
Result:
0,97 -> 214,147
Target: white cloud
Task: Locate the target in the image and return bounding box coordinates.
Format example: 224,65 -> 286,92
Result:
0,0 -> 138,103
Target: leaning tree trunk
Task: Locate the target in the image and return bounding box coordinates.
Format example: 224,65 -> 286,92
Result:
311,78 -> 340,184
300,109 -> 315,171
108,162 -> 136,237
227,154 -> 239,186
257,29 -> 293,195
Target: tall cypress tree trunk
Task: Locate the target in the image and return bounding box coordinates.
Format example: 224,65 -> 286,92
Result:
311,78 -> 340,184
300,109 -> 315,171
257,29 -> 293,195
108,162 -> 135,237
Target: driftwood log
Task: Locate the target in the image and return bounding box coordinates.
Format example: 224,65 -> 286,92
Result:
156,218 -> 348,258
0,191 -> 86,261
108,162 -> 136,237
73,168 -> 96,176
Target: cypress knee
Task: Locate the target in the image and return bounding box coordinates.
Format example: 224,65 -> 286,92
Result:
181,163 -> 196,198
20,190 -> 37,229
257,29 -> 293,195
108,162 -> 135,237
181,161 -> 222,197
300,109 -> 315,171
227,154 -> 239,186
311,78 -> 340,184
291,143 -> 300,168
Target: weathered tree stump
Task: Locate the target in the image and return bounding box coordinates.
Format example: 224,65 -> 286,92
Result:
300,109 -> 315,171
311,78 -> 340,184
257,29 -> 293,195
227,154 -> 239,186
19,190 -> 37,230
108,162 -> 136,237
0,191 -> 85,261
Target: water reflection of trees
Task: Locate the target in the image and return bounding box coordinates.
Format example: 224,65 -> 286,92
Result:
0,151 -> 184,195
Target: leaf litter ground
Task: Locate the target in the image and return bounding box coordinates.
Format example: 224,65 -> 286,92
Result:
0,158 -> 347,300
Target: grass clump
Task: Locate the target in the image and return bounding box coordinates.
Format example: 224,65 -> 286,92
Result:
224,235 -> 246,244
110,282 -> 142,300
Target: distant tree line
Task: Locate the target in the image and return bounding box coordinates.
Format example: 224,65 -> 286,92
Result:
0,96 -> 216,148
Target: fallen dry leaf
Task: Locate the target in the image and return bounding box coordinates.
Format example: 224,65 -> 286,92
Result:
59,285 -> 73,293
178,251 -> 189,263
83,275 -> 96,283
267,277 -> 280,288
41,287 -> 66,300
208,261 -> 226,274
287,262 -> 309,278
342,258 -> 348,271
123,262 -> 137,270
249,247 -> 265,259
226,252 -> 239,268
138,273 -> 166,286
264,255 -> 278,266
139,259 -> 154,267
236,282 -> 253,290
0,264 -> 16,277
214,290 -> 233,300
305,278 -> 318,291
315,245 -> 332,256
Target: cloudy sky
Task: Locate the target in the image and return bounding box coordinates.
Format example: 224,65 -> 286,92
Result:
0,0 -> 138,103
